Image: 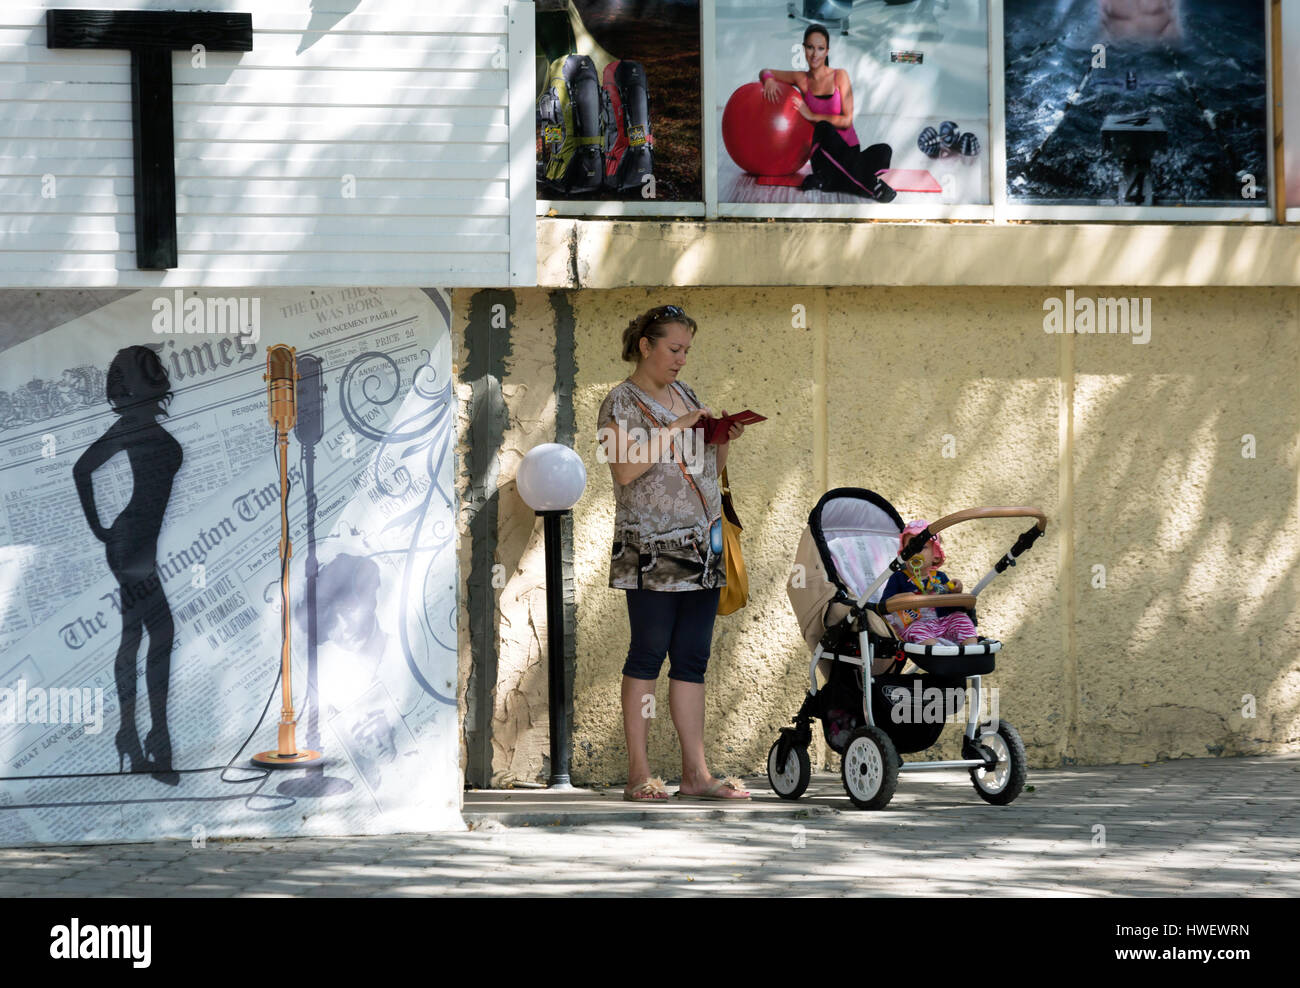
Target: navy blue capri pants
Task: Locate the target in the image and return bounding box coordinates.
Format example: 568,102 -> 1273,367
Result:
622,588 -> 720,684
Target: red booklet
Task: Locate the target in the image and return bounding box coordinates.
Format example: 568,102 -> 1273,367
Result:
696,410 -> 766,444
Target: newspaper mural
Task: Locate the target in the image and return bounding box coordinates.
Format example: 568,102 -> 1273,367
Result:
0,287 -> 461,844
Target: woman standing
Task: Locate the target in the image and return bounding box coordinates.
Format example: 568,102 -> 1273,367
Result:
758,24 -> 896,201
596,305 -> 750,801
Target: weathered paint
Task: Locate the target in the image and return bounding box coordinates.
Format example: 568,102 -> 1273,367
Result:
458,289 -> 514,787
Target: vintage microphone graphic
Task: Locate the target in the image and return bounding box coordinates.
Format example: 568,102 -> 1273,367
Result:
275,355 -> 352,796
252,345 -> 322,767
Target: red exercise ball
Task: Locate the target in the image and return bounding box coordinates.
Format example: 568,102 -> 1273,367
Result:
722,81 -> 815,177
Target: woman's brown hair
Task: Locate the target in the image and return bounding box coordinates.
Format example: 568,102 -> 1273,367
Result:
803,24 -> 830,67
621,305 -> 698,362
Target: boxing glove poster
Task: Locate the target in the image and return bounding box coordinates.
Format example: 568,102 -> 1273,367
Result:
714,0 -> 991,213
1002,0 -> 1270,213
536,0 -> 703,205
0,288 -> 462,845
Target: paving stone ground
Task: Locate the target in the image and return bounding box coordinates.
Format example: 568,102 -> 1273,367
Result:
1,755 -> 1296,897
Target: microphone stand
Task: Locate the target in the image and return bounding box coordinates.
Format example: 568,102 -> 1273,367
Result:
253,344 -> 322,768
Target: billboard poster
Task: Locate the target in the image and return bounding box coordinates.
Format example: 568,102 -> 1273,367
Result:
715,0 -> 991,210
1003,0 -> 1270,210
1284,0 -> 1300,219
0,288 -> 461,844
536,0 -> 703,204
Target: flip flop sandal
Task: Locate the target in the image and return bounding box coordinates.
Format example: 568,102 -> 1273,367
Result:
623,776 -> 670,802
674,776 -> 752,801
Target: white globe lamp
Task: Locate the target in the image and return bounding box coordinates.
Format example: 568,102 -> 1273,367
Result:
517,442 -> 586,789
517,443 -> 587,512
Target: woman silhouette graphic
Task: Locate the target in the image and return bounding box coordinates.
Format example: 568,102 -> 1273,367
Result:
73,346 -> 183,785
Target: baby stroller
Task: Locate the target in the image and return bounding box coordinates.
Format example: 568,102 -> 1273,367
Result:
770,488 -> 1047,809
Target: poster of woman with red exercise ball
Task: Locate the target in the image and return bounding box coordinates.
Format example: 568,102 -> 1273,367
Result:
536,0 -> 703,206
714,0 -> 990,214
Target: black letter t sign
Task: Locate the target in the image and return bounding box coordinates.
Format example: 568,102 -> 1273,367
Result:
47,10 -> 253,270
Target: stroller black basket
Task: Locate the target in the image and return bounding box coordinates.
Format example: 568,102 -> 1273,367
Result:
817,659 -> 966,755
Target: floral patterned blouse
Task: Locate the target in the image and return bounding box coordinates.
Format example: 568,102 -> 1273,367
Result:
596,379 -> 724,591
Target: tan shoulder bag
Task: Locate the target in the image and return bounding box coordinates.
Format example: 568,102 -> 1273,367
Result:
716,467 -> 748,615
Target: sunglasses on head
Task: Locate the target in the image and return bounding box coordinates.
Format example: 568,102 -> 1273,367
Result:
650,305 -> 687,321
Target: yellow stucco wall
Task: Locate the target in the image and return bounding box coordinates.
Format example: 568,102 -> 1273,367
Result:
1070,289 -> 1300,762
460,285 -> 1300,784
571,288 -> 822,780
538,220 -> 1300,289
821,287 -> 1066,766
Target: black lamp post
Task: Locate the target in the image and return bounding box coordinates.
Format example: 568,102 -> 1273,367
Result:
516,443 -> 587,790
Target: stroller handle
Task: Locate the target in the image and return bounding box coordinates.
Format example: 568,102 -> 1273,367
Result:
899,506 -> 1047,561
927,506 -> 1047,536
880,592 -> 976,614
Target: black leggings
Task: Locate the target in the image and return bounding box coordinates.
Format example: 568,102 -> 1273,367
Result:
810,121 -> 892,197
622,588 -> 720,684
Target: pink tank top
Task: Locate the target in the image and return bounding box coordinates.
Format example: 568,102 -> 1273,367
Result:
803,84 -> 859,147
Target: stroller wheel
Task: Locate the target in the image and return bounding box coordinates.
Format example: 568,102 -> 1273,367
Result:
970,719 -> 1028,805
767,738 -> 811,800
840,726 -> 899,810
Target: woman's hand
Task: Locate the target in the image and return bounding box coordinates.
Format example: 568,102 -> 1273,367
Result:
761,76 -> 781,102
716,409 -> 745,443
606,409 -> 709,487
670,408 -> 708,435
791,94 -> 815,121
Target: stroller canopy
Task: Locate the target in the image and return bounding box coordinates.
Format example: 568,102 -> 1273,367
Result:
787,488 -> 904,650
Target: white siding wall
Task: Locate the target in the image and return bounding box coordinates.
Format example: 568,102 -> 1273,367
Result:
0,0 -> 536,287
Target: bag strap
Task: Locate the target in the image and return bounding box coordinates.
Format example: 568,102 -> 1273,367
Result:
626,389 -> 712,522
668,385 -> 720,523
719,465 -> 742,529
672,385 -> 738,530
669,380 -> 696,410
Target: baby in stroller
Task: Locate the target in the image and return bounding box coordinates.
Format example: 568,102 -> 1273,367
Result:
773,489 -> 1048,809
883,520 -> 978,647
